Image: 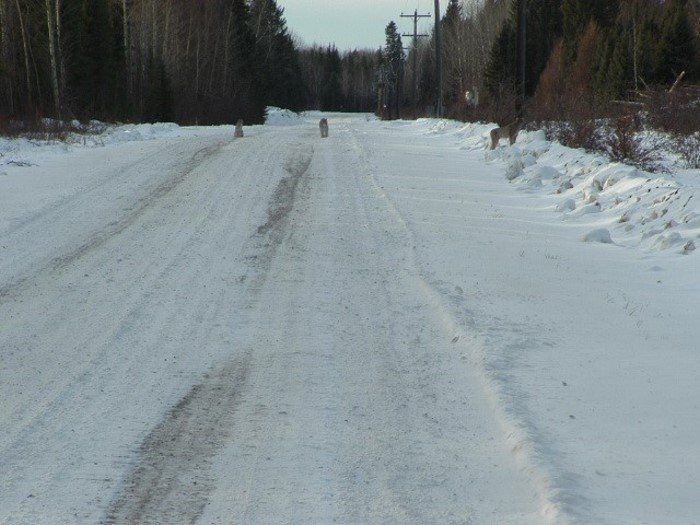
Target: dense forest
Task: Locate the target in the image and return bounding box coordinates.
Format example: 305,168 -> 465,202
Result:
299,45 -> 379,113
0,0 -> 380,124
0,0 -> 308,124
1,0 -> 698,130
390,0 -> 700,120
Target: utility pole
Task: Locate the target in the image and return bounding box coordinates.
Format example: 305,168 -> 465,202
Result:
434,0 -> 443,117
516,0 -> 526,119
401,9 -> 430,116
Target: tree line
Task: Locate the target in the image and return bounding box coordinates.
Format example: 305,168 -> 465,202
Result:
2,0 -> 697,128
299,45 -> 380,113
385,0 -> 699,121
371,0 -> 699,169
486,0 -> 700,121
0,0 -> 385,125
375,0 -> 512,119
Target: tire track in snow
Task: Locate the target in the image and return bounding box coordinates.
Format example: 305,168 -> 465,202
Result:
50,142 -> 227,272
0,146 -> 182,237
103,354 -> 250,525
102,142 -> 314,525
244,143 -> 314,291
348,128 -> 572,524
0,141 -> 227,303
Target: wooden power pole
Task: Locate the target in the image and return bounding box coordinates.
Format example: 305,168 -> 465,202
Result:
434,0 -> 443,117
516,0 -> 526,119
401,9 -> 430,116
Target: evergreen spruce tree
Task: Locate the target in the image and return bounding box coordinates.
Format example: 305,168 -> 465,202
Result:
144,59 -> 172,122
107,1 -> 127,119
638,17 -> 662,85
320,46 -> 343,111
249,0 -> 306,111
442,0 -> 463,105
484,0 -> 562,99
656,0 -> 697,83
344,51 -> 357,110
80,0 -> 113,116
444,0 -> 462,22
484,18 -> 516,97
230,0 -> 266,124
384,21 -> 404,119
604,31 -> 631,98
64,0 -> 125,120
592,32 -> 614,96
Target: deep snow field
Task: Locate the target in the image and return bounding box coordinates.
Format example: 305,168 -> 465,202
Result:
0,110 -> 698,524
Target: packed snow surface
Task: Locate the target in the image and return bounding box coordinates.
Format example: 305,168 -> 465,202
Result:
0,113 -> 697,525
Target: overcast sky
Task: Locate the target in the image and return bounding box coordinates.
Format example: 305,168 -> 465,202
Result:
280,0 -> 448,51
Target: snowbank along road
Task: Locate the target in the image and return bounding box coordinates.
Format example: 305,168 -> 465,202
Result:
1,113 -> 698,525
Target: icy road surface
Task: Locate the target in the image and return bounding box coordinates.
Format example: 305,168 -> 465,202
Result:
1,114 -> 698,525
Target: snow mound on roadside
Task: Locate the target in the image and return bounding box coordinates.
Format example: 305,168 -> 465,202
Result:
486,129 -> 699,256
557,198 -> 576,212
101,122 -> 181,144
420,119 -> 457,135
411,116 -> 699,257
582,228 -> 613,244
265,107 -> 303,126
0,120 -> 188,168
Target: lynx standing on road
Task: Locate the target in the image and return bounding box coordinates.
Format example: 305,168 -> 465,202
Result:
234,119 -> 244,138
319,118 -> 329,138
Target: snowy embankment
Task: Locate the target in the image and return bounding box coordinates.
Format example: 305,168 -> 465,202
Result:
0,122 -> 183,170
0,107 -> 291,169
421,118 -> 699,256
0,121 -> 240,240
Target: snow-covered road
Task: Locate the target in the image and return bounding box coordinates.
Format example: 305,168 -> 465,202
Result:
1,115 -> 698,524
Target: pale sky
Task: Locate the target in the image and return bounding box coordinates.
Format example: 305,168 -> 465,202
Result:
280,0 -> 448,51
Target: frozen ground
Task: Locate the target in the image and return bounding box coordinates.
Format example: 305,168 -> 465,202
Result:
0,113 -> 697,525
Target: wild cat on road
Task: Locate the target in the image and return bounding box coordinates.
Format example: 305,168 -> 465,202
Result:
490,119 -> 521,149
234,119 -> 244,138
319,118 -> 329,138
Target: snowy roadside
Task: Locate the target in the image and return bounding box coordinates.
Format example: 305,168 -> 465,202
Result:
0,107 -> 300,170
0,122 -> 187,170
0,122 -> 242,249
419,118 -> 699,257
356,118 -> 699,524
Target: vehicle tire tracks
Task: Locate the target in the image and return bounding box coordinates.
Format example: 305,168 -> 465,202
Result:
0,141 -> 227,302
244,143 -> 314,291
103,355 -> 250,525
102,142 -> 314,525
